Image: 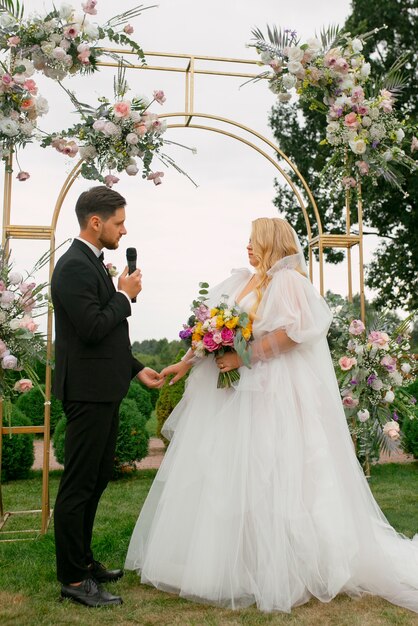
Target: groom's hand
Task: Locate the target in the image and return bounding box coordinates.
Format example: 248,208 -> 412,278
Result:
118,266 -> 142,300
137,367 -> 165,388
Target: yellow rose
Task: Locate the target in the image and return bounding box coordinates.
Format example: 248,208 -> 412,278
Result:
216,315 -> 224,328
192,332 -> 202,342
210,308 -> 219,317
225,316 -> 239,329
242,327 -> 252,341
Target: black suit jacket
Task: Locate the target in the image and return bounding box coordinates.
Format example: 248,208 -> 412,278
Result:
51,239 -> 144,402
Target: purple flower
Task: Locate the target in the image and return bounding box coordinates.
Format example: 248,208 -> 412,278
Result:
179,328 -> 192,340
367,374 -> 376,386
396,335 -> 403,344
350,379 -> 358,386
392,411 -> 399,421
371,140 -> 379,149
410,397 -> 417,405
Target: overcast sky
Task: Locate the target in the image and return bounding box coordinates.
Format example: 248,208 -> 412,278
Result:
3,0 -> 380,342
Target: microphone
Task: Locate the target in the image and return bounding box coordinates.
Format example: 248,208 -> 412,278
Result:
126,247 -> 137,303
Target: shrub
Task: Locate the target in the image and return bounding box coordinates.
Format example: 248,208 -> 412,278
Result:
126,380 -> 153,420
16,385 -> 64,434
1,407 -> 34,481
52,398 -> 150,478
156,349 -> 187,446
402,418 -> 418,459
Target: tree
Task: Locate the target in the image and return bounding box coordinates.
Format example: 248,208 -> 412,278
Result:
269,0 -> 417,310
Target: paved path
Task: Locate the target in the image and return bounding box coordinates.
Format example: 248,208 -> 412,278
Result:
32,437 -> 413,472
32,437 -> 165,471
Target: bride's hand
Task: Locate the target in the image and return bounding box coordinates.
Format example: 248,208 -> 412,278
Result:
161,360 -> 191,385
215,352 -> 242,372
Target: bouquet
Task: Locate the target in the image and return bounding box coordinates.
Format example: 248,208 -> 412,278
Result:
335,314 -> 417,463
0,247 -> 49,424
179,282 -> 253,388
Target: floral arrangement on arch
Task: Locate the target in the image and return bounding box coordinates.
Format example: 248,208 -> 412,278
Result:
0,247 -> 50,423
249,26 -> 417,192
41,64 -> 172,185
334,313 -> 417,464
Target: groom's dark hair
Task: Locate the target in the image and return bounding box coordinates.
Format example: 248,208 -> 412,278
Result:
76,185 -> 126,228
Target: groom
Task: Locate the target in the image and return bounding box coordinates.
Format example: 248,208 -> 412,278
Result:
51,185 -> 163,607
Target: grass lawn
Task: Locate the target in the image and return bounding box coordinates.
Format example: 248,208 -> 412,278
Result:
0,463 -> 417,625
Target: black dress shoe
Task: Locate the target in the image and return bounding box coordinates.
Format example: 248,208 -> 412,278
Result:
61,577 -> 123,607
89,559 -> 124,584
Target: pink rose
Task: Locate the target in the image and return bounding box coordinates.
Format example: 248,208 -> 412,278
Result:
212,331 -> 223,344
153,90 -> 166,105
342,176 -> 357,189
203,333 -> 220,352
343,395 -> 359,408
24,79 -> 38,95
339,356 -> 357,371
93,119 -> 106,132
383,420 -> 400,440
380,355 -> 397,372
82,0 -> 98,15
351,86 -> 364,103
14,378 -> 33,393
19,281 -> 35,294
134,123 -> 147,137
334,58 -> 349,73
356,160 -> 369,176
1,290 -> 15,305
104,174 -> 120,188
113,100 -> 131,118
19,316 -> 38,333
7,36 -> 20,47
368,331 -> 390,348
16,171 -> 30,181
1,74 -> 13,87
62,141 -> 79,157
147,171 -> 164,185
2,354 -> 18,369
411,136 -> 418,153
0,339 -> 8,356
349,319 -> 365,335
220,327 -> 235,346
123,24 -> 134,35
344,112 -> 359,129
64,26 -> 79,39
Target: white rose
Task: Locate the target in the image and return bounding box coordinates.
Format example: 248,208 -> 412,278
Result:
13,73 -> 25,85
401,362 -> 411,374
371,378 -> 383,391
369,107 -> 380,120
9,271 -> 23,285
83,23 -> 100,40
35,96 -> 49,116
357,409 -> 370,422
126,164 -> 139,176
103,122 -> 120,136
351,57 -> 361,68
360,62 -> 371,77
306,38 -> 321,53
340,77 -> 355,91
0,118 -> 19,137
354,345 -> 364,355
287,60 -> 303,75
126,132 -> 139,145
287,47 -> 304,62
59,3 -> 74,18
349,139 -> 367,155
362,116 -> 372,127
52,47 -> 67,60
384,390 -> 395,403
383,150 -> 393,162
326,121 -> 339,133
278,92 -> 292,103
282,73 -> 297,89
334,95 -> 351,108
389,370 -> 403,386
351,38 -> 363,53
41,42 -> 55,56
395,128 -> 405,142
20,59 -> 35,77
9,319 -> 20,331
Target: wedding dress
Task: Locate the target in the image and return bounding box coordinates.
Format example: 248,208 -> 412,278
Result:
125,253 -> 418,614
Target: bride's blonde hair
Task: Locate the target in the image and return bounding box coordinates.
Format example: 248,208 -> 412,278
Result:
250,217 -> 306,319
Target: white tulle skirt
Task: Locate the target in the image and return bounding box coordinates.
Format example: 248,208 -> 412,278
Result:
125,347 -> 418,614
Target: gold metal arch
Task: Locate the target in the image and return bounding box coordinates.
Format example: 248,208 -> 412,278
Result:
0,49 -> 365,539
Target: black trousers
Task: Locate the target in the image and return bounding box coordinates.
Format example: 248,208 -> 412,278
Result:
54,400 -> 121,585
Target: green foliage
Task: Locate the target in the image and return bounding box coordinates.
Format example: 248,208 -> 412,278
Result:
402,417 -> 418,459
132,337 -> 183,371
126,379 -> 153,420
156,349 -> 187,446
114,398 -> 149,477
52,398 -> 150,478
16,385 -> 64,434
269,0 -> 418,311
1,407 -> 34,481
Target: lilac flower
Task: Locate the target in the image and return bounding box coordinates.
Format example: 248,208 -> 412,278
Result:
410,397 -> 417,405
195,304 -> 210,322
350,379 -> 358,386
179,328 -> 192,340
367,374 -> 376,386
371,140 -> 379,149
392,411 -> 399,421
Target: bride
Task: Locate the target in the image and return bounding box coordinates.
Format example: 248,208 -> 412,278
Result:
125,217 -> 418,614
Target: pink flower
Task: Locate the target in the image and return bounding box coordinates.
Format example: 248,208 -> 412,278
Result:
324,47 -> 340,68
344,112 -> 359,129
92,119 -> 106,132
134,123 -> 147,137
411,136 -> 418,153
351,86 -> 365,103
380,355 -> 397,372
19,316 -> 38,333
334,58 -> 349,73
153,90 -> 166,105
82,0 -> 98,15
349,319 -> 365,335
104,174 -> 120,188
7,36 -> 20,47
357,409 -> 370,422
356,160 -> 369,175
1,290 -> 15,305
64,25 -> 79,39
202,333 -> 220,352
368,331 -> 390,348
2,354 -> 18,369
342,395 -> 359,408
24,79 -> 38,95
0,280 -> 5,292
383,420 -> 400,440
19,281 -> 35,293
147,171 -> 164,185
123,24 -> 134,35
14,378 -> 33,393
113,100 -> 131,118
339,356 -> 357,371
342,176 -> 356,189
62,141 -> 79,157
195,304 -> 210,322
20,98 -> 35,110
212,331 -> 223,344
220,327 -> 235,346
1,74 -> 13,87
16,171 -> 30,181
0,340 -> 8,356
